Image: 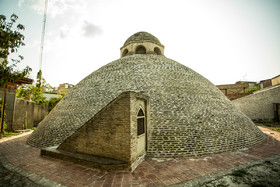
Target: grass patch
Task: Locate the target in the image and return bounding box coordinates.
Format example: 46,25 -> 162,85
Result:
2,128 -> 35,138
270,127 -> 280,133
261,122 -> 280,133
23,127 -> 36,131
3,131 -> 21,137
265,123 -> 272,127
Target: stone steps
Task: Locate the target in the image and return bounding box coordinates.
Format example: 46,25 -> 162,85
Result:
41,146 -> 130,171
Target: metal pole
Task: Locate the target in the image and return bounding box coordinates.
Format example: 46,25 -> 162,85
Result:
39,0 -> 48,71
38,0 -> 48,88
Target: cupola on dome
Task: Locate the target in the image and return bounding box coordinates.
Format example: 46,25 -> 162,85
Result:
120,31 -> 164,57
123,31 -> 162,46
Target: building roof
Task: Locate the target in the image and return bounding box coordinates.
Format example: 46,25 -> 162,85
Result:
13,77 -> 33,85
272,74 -> 280,79
0,75 -> 33,86
123,31 -> 162,47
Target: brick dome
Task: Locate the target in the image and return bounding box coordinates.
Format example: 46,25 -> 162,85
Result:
27,33 -> 265,158
123,31 -> 162,47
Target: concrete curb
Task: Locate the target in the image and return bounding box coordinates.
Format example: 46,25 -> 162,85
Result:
0,153 -> 65,187
171,154 -> 280,187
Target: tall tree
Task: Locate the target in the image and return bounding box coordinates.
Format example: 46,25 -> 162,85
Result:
0,14 -> 32,136
0,14 -> 31,85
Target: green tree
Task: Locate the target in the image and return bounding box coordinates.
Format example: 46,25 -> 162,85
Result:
0,14 -> 31,87
0,14 -> 32,136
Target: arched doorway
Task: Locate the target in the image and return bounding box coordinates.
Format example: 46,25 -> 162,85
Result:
137,109 -> 145,136
136,108 -> 146,156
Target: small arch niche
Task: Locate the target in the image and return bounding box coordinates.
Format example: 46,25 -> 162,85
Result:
137,108 -> 145,136
135,46 -> 146,54
122,49 -> 128,57
154,47 -> 162,55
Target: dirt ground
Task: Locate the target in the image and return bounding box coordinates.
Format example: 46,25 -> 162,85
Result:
0,161 -> 40,187
200,156 -> 280,187
200,124 -> 280,187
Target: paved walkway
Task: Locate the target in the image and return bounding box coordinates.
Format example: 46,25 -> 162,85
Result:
0,126 -> 280,187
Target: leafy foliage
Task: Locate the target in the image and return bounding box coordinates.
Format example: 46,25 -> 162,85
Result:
241,86 -> 260,93
16,71 -> 52,105
3,131 -> 20,137
0,14 -> 32,87
17,70 -> 64,109
48,96 -> 63,112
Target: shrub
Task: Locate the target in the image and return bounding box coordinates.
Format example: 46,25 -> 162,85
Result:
241,86 -> 260,93
231,169 -> 248,177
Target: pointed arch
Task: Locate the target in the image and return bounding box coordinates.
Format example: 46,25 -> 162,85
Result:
137,108 -> 145,136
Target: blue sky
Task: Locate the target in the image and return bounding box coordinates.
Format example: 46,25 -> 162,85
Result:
1,0 -> 280,87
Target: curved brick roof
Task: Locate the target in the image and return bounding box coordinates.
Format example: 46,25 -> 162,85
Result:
27,55 -> 265,157
123,31 -> 162,47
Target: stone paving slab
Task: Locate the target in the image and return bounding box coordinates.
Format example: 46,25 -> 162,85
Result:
0,127 -> 280,186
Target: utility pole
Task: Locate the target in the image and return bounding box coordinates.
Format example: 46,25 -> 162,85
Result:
38,0 -> 48,88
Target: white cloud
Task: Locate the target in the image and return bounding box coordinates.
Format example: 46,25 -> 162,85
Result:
82,21 -> 102,38
16,0 -> 280,87
59,25 -> 69,39
27,0 -> 85,18
18,0 -> 25,7
28,0 -> 44,14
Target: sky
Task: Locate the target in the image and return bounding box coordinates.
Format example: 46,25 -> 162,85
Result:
0,0 -> 280,87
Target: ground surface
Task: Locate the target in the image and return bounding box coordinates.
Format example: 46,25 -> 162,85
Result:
0,125 -> 280,187
0,161 -> 40,187
199,156 -> 280,187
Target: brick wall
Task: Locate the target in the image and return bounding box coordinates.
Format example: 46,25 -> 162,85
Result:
13,99 -> 34,130
58,92 -> 149,165
232,85 -> 280,121
130,94 -> 149,163
226,93 -> 252,100
0,89 -> 16,131
58,92 -> 131,162
12,99 -> 49,130
272,75 -> 280,86
33,104 -> 48,126
0,88 -> 49,131
259,79 -> 272,89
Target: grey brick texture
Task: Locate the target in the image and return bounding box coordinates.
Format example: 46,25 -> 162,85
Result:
27,54 -> 265,157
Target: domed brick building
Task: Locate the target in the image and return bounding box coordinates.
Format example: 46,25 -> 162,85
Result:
27,32 -> 265,171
